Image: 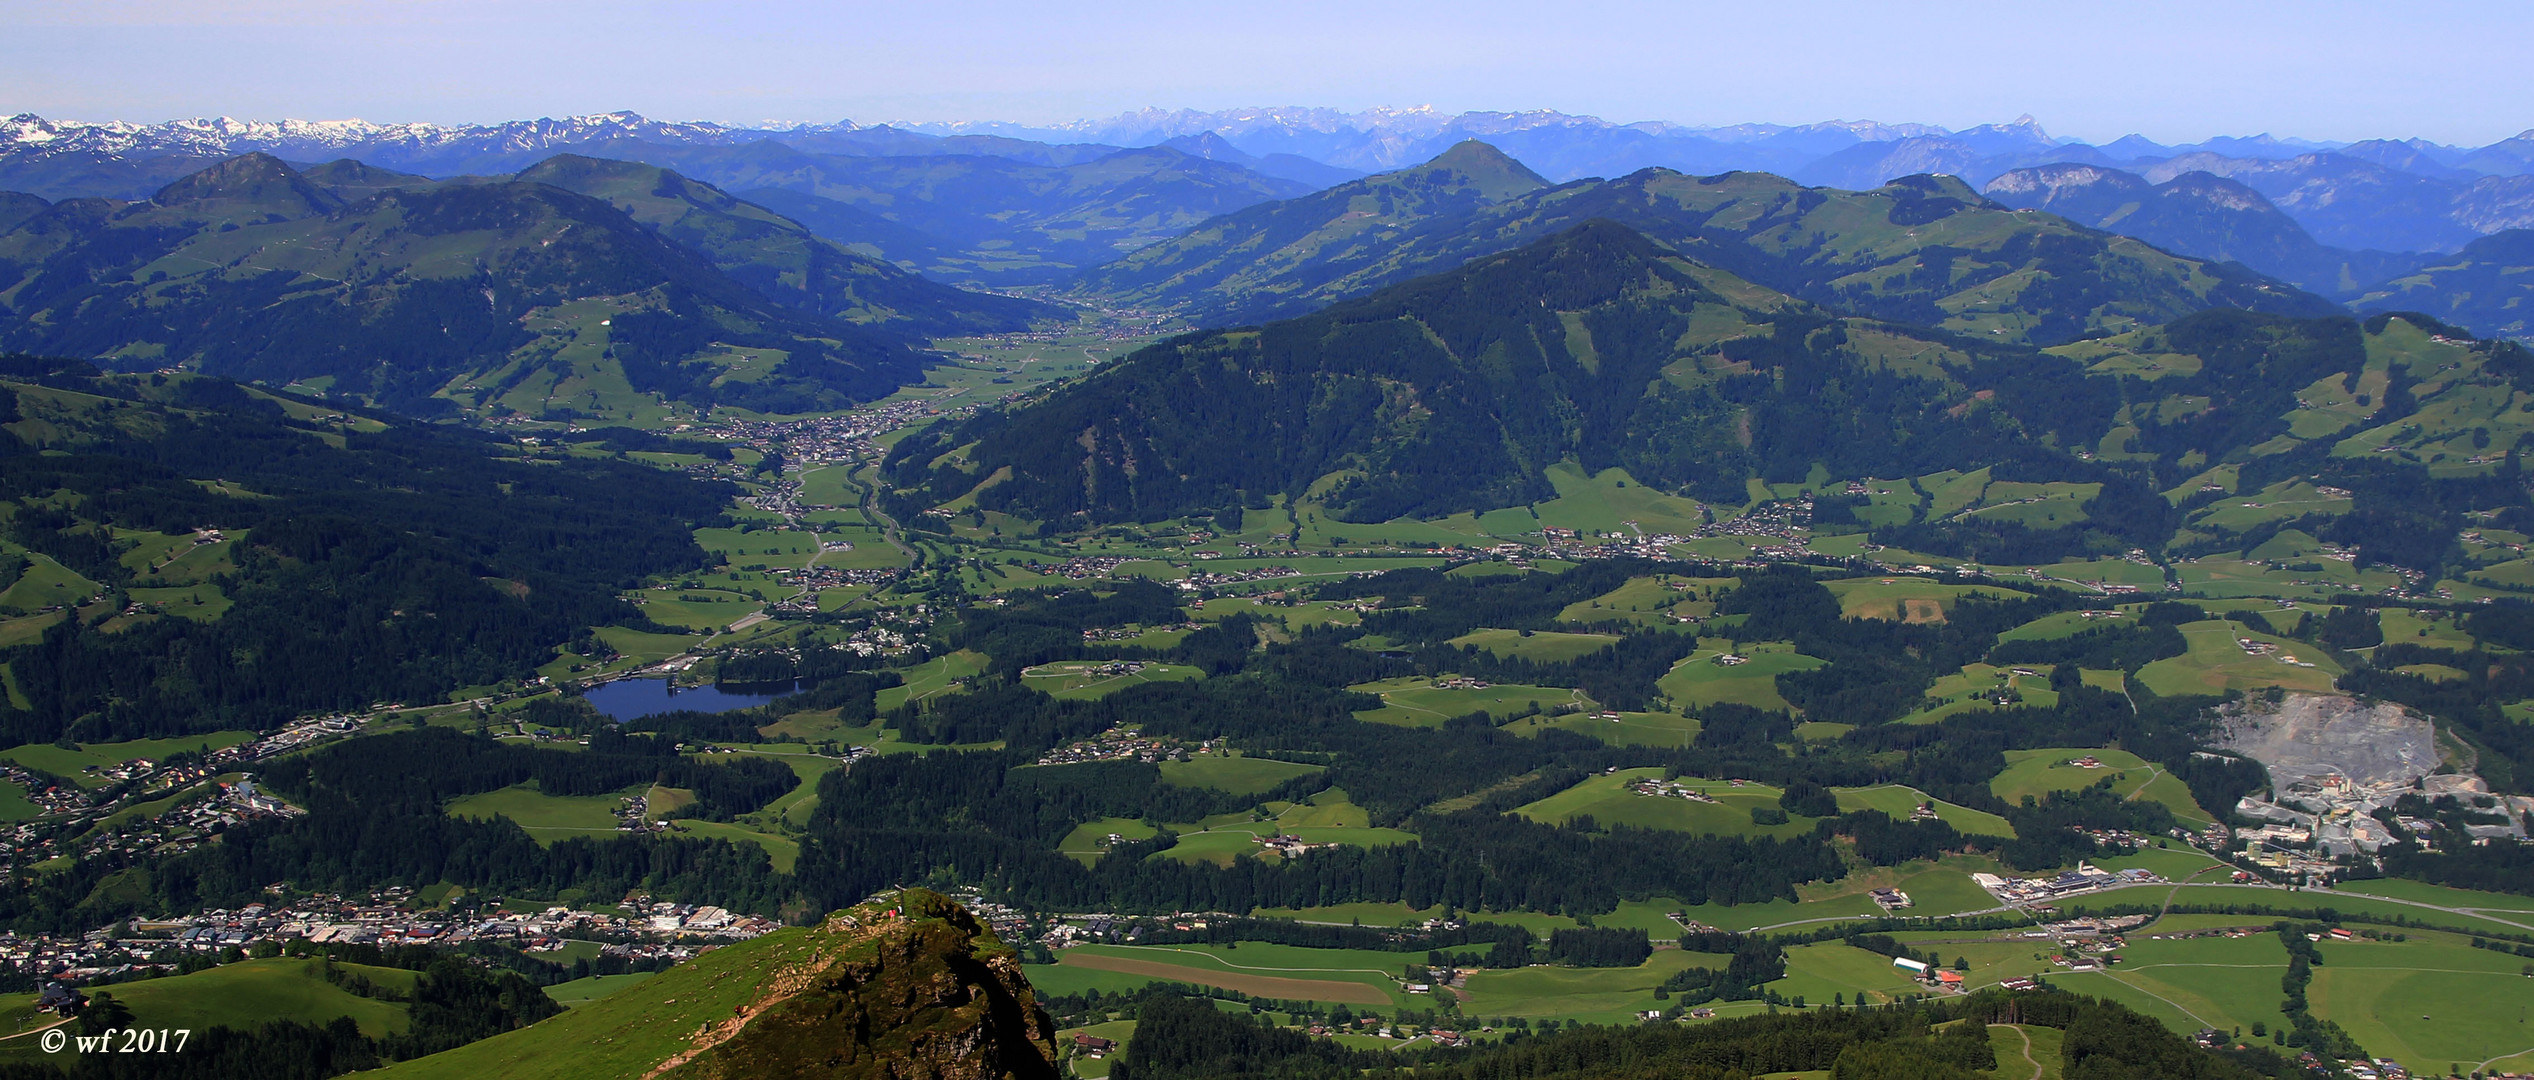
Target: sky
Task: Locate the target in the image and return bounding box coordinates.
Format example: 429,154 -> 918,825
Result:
3,0 -> 2530,145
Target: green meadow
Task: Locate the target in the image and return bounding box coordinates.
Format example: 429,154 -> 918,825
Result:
1512,769 -> 1813,838
1019,660 -> 1205,700
1832,784 -> 2015,837
1158,754 -> 1326,795
1347,677 -> 1590,726
1447,628 -> 1623,662
445,782 -> 630,844
1658,644 -> 1825,712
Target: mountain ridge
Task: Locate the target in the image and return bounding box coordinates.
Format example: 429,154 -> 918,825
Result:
1076,143 -> 2341,342
0,153 -> 943,417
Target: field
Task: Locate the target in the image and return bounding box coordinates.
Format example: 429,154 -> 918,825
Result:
1896,662 -> 2059,725
2133,619 -> 2344,697
2064,884 -> 2534,937
1996,609 -> 2134,644
1556,575 -> 1729,627
1988,747 -> 2212,825
873,650 -> 988,712
1511,769 -> 1813,838
1819,578 -> 2028,622
1049,944 -> 1400,1006
372,921 -> 824,1080
0,551 -> 99,614
1059,789 -> 1413,867
1993,746 -> 2148,802
1043,942 -> 1747,1026
1832,785 -> 2015,837
1657,643 -> 1826,712
1456,950 -> 1733,1025
0,958 -> 413,1063
718,747 -> 841,826
671,818 -> 801,872
543,971 -> 656,1007
1772,942 -> 1936,1005
1506,708 -> 1703,748
445,782 -> 631,843
2306,932 -> 2534,1072
0,731 -> 257,787
1019,660 -> 1205,699
2050,933 -> 2296,1037
634,587 -> 762,631
2330,878 -> 2534,916
0,781 -> 34,822
1347,677 -> 1590,726
1468,462 -> 1709,538
2019,927 -> 2534,1072
1447,628 -> 1623,662
1157,754 -> 1325,795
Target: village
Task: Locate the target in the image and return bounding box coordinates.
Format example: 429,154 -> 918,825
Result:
1032,727 -> 1213,767
0,714 -> 362,874
0,887 -> 777,989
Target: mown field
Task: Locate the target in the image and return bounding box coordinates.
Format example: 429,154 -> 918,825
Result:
1657,644 -> 1826,712
445,782 -> 631,844
1512,769 -> 1813,838
0,958 -> 415,1064
1348,677 -> 1591,726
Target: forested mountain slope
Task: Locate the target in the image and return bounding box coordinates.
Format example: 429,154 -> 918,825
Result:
0,358 -> 728,745
1073,142 -> 2341,341
1074,140 -> 1552,321
2352,229 -> 2534,340
897,220 -> 2045,524
899,219 -> 2534,580
510,154 -> 1048,335
0,154 -> 976,418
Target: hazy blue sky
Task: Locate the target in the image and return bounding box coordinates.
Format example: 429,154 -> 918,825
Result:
3,0 -> 2528,144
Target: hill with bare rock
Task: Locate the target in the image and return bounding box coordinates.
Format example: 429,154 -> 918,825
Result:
382,889 -> 1059,1080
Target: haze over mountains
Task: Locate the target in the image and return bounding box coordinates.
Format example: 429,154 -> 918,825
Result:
10,104 -> 2534,425
14,107 -> 2534,311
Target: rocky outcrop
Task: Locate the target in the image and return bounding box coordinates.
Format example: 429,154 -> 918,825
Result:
2215,692 -> 2440,788
658,890 -> 1060,1080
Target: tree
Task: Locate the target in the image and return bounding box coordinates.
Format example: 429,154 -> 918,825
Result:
78,992 -> 133,1034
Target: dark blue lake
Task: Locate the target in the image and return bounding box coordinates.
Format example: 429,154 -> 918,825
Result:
581,678 -> 786,721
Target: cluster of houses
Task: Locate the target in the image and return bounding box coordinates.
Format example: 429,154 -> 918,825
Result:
1889,955 -> 1966,990
766,564 -> 908,613
1624,777 -> 1717,803
1970,864 -> 2159,905
1080,622 -> 1197,643
1031,728 -> 1207,767
1178,565 -> 1307,590
2,760 -> 313,875
207,714 -> 363,768
4,888 -> 776,989
1033,555 -> 1143,580
1258,834 -> 1332,858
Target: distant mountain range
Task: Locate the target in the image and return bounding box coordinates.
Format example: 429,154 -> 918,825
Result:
17,107 -> 2534,302
1074,141 -> 2336,341
0,152 -> 1047,417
